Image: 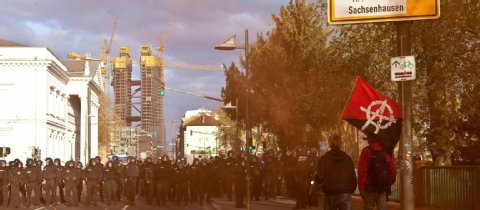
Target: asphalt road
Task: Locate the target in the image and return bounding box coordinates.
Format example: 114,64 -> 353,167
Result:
12,196 -> 216,210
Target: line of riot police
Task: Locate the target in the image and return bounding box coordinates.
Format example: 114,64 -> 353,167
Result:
0,147 -> 318,209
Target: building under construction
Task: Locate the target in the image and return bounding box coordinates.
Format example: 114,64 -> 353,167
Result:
113,45 -> 165,156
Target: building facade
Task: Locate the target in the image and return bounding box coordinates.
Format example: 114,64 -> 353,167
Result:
179,108 -> 220,163
0,40 -> 103,163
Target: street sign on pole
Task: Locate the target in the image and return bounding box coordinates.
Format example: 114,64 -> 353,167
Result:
391,56 -> 416,81
328,0 -> 440,25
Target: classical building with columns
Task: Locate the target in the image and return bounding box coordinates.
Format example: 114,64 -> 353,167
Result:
0,39 -> 103,163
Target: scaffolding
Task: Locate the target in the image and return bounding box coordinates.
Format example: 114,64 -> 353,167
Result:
113,46 -> 133,126
140,45 -> 165,155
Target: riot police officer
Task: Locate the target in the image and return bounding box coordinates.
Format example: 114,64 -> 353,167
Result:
155,155 -> 172,206
188,158 -> 200,203
114,158 -> 124,202
174,160 -> 188,206
62,160 -> 80,206
103,161 -> 119,206
249,155 -> 262,201
74,161 -> 83,203
42,158 -> 58,206
293,148 -> 312,209
264,150 -> 281,200
224,150 -> 236,201
198,158 -> 211,206
8,160 -> 23,208
143,157 -> 156,205
0,160 -> 8,208
24,158 -> 41,207
124,156 -> 139,206
234,156 -> 247,208
53,158 -> 65,204
84,158 -> 101,206
94,156 -> 104,202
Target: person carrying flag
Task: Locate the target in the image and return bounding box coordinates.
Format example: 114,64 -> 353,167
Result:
341,77 -> 402,210
358,136 -> 396,210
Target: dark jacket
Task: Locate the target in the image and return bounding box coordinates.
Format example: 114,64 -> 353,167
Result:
155,162 -> 172,183
42,165 -> 58,181
103,166 -> 119,181
316,149 -> 357,195
8,167 -> 23,185
123,163 -> 139,178
62,165 -> 80,183
83,165 -> 102,181
23,165 -> 41,183
144,163 -> 155,183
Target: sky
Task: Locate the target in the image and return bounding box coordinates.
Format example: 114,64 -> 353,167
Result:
0,0 -> 290,151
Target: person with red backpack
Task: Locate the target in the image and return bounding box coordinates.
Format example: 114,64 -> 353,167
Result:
358,136 -> 396,210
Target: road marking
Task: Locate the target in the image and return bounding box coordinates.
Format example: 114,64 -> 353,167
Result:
121,205 -> 129,210
34,207 -> 45,210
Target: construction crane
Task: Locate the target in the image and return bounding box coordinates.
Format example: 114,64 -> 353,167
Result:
100,18 -> 117,73
165,87 -> 222,102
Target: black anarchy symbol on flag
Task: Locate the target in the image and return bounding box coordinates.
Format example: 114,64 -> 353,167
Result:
360,100 -> 397,134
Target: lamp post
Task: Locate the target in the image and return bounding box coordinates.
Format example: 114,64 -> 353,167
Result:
215,29 -> 251,210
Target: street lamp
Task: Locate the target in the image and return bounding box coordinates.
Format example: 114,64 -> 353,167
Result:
215,29 -> 251,210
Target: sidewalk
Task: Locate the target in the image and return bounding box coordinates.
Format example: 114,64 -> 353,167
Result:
211,194 -> 402,210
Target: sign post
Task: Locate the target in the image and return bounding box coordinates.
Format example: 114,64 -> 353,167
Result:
396,21 -> 414,210
328,1 -> 441,210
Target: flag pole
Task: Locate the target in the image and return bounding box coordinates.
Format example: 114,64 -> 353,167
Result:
337,76 -> 360,125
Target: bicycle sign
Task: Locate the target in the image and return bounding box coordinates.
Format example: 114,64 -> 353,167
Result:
391,56 -> 416,81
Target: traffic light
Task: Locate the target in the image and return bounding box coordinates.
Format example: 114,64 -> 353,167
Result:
248,145 -> 255,151
160,81 -> 165,96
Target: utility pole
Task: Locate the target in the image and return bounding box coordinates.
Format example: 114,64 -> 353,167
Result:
396,21 -> 414,210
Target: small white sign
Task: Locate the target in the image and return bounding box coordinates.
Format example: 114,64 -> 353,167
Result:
391,56 -> 416,81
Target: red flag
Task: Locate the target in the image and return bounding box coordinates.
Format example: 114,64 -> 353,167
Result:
342,77 -> 402,155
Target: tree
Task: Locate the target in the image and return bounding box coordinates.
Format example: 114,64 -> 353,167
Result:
98,92 -> 112,158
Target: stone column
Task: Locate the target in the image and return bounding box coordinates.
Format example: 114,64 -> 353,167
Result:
80,95 -> 88,164
90,101 -> 99,158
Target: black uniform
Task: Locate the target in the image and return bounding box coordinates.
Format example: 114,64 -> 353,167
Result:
8,164 -> 23,208
124,158 -> 139,205
294,154 -> 312,209
0,161 -> 8,208
54,158 -> 65,204
284,152 -> 296,196
155,157 -> 172,205
234,158 -> 247,208
74,161 -> 83,202
23,159 -> 41,207
264,152 -> 281,200
103,161 -> 119,205
42,158 -> 58,206
197,160 -> 211,205
62,161 -> 80,206
224,152 -> 236,201
188,159 -> 200,202
114,160 -> 124,202
83,159 -> 102,206
143,159 -> 156,205
94,157 -> 105,202
173,163 -> 188,206
249,157 -> 262,201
